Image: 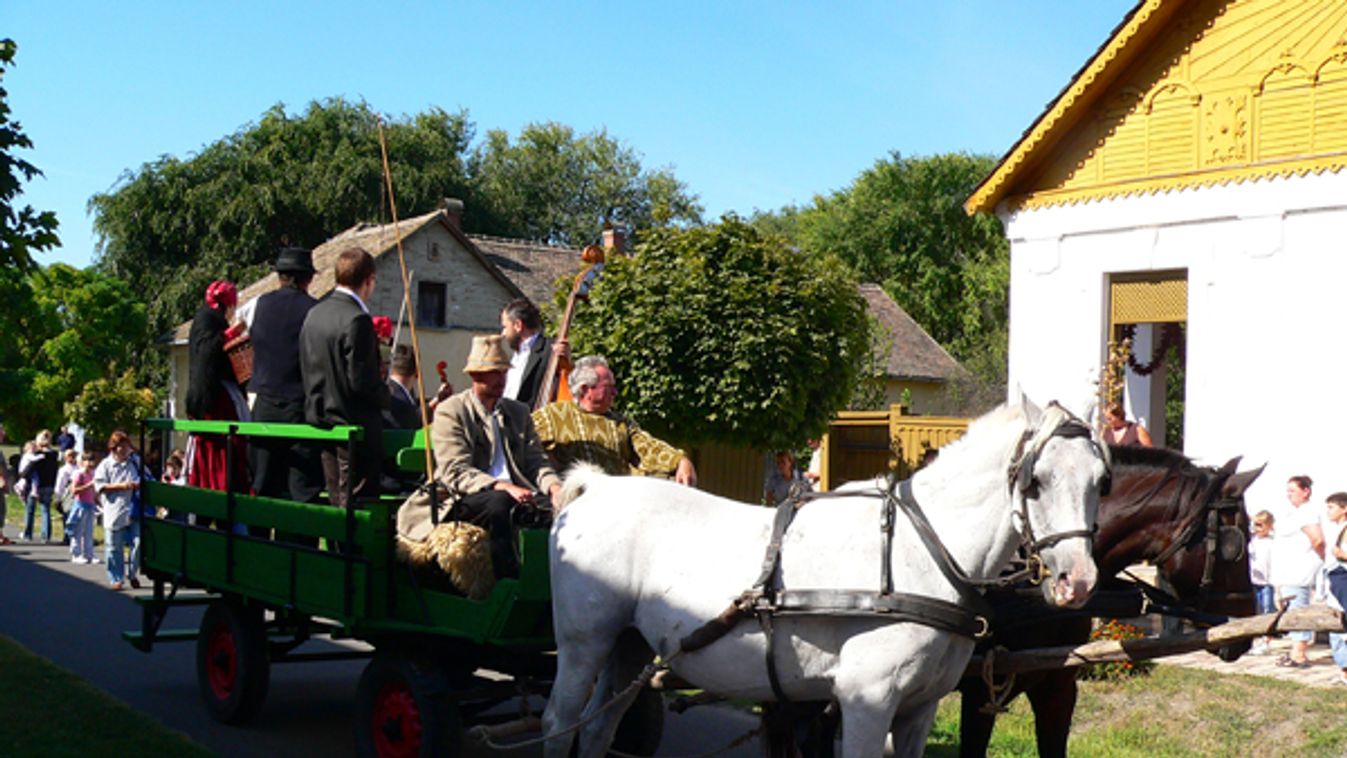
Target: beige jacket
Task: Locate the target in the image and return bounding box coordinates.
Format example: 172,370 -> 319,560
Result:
431,388 -> 561,502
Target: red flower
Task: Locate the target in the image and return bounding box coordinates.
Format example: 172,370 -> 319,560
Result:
372,315 -> 393,343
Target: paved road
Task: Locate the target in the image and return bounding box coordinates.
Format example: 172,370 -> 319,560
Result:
0,537 -> 763,757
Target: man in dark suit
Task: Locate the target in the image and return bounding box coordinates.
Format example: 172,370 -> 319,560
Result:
383,344 -> 423,430
499,298 -> 556,408
250,247 -> 323,507
300,248 -> 389,508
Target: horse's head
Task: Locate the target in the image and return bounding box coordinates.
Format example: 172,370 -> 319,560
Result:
1161,458 -> 1265,661
1010,399 -> 1109,609
1097,448 -> 1266,661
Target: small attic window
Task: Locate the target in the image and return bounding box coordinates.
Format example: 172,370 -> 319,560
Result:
428,242 -> 441,261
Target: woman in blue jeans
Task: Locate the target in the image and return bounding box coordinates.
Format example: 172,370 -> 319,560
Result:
1271,475 -> 1325,668
21,430 -> 59,543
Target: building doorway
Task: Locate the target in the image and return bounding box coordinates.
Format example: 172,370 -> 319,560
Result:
1107,270 -> 1187,450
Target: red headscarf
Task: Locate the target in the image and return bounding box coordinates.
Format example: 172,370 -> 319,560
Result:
204,280 -> 238,311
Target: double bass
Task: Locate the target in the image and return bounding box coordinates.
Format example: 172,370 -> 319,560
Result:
533,244 -> 605,411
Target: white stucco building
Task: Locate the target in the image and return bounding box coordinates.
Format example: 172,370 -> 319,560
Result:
967,0 -> 1347,507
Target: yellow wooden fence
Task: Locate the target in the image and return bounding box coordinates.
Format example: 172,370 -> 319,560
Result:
819,405 -> 969,491
688,405 -> 970,503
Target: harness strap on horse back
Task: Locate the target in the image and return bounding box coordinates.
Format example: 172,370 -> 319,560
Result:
678,478 -> 995,703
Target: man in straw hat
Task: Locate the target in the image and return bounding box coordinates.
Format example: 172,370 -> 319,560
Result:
430,334 -> 562,579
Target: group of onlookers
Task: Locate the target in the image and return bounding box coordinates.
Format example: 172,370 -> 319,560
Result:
1248,475 -> 1347,685
1,422 -> 149,590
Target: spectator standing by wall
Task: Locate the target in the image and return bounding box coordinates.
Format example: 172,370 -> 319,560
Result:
1271,475 -> 1324,668
21,430 -> 59,543
94,431 -> 141,591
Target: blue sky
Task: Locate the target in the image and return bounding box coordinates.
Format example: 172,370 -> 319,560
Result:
6,1 -> 1136,269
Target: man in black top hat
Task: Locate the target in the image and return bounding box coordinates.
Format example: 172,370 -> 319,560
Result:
249,247 -> 324,508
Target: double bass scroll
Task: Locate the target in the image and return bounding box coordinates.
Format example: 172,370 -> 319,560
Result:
533,244 -> 605,411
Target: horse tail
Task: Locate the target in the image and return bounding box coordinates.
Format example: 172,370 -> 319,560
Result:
558,462 -> 607,509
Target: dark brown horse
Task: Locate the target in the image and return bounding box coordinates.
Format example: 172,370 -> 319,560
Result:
956,445 -> 1264,758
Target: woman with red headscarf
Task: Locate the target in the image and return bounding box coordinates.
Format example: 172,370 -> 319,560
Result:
186,280 -> 250,492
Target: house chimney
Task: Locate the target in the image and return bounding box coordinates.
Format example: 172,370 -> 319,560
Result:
602,227 -> 626,255
440,197 -> 464,231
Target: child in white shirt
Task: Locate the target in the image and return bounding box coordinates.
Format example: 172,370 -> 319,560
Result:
1249,510 -> 1275,655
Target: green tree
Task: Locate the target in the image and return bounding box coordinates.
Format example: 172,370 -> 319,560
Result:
90,98 -> 474,374
90,102 -> 702,388
65,370 -> 158,445
0,39 -> 60,272
0,264 -> 150,439
568,216 -> 870,450
469,122 -> 702,245
760,152 -> 1010,409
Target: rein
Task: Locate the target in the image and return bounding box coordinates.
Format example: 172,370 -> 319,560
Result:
1150,492 -> 1250,597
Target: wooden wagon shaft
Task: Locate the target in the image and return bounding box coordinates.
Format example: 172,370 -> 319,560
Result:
967,606 -> 1346,676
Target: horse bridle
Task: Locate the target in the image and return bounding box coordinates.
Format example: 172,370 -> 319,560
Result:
1151,491 -> 1250,598
1004,406 -> 1110,572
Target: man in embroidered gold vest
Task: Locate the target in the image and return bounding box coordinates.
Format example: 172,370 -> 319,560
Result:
532,355 -> 697,486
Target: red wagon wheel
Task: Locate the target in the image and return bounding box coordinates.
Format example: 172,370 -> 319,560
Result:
355,652 -> 461,758
195,599 -> 270,724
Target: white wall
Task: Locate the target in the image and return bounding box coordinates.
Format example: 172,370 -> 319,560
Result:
999,171 -> 1347,511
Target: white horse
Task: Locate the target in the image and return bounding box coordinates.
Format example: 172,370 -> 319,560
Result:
542,397 -> 1108,758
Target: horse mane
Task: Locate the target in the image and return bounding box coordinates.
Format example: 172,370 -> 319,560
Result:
1104,444 -> 1224,523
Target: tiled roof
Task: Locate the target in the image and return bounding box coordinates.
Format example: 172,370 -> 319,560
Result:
860,283 -> 966,383
171,209 -> 521,342
470,235 -> 583,307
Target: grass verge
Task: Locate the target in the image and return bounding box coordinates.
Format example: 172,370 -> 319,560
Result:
0,633 -> 212,757
926,664 -> 1347,757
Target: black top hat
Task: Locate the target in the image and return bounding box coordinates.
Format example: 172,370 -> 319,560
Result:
273,247 -> 315,275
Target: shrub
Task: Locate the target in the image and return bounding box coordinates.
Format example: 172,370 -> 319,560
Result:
1079,618 -> 1155,681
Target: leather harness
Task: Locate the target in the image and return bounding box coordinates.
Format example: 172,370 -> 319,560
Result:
678,410 -> 1106,703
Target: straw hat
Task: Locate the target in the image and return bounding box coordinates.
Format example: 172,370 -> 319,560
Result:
463,334 -> 512,373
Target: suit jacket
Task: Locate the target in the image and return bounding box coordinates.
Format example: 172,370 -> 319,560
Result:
431,388 -> 560,505
509,334 -> 552,409
250,286 -> 317,403
384,377 -> 422,430
299,290 -> 389,442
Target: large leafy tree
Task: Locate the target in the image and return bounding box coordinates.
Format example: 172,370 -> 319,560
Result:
568,216 -> 870,450
0,39 -> 60,272
0,264 -> 150,439
90,102 -> 702,387
91,98 -> 474,360
469,121 -> 702,245
756,152 -> 1010,408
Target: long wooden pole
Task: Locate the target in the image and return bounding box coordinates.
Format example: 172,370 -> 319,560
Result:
967,606 -> 1345,676
376,117 -> 436,482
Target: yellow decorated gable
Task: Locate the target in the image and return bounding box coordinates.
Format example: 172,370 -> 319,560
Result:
967,0 -> 1347,214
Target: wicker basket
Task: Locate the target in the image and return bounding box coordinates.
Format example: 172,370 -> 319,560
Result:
224,332 -> 253,385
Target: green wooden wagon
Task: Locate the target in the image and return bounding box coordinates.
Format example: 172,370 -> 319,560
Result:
124,419 -> 663,757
